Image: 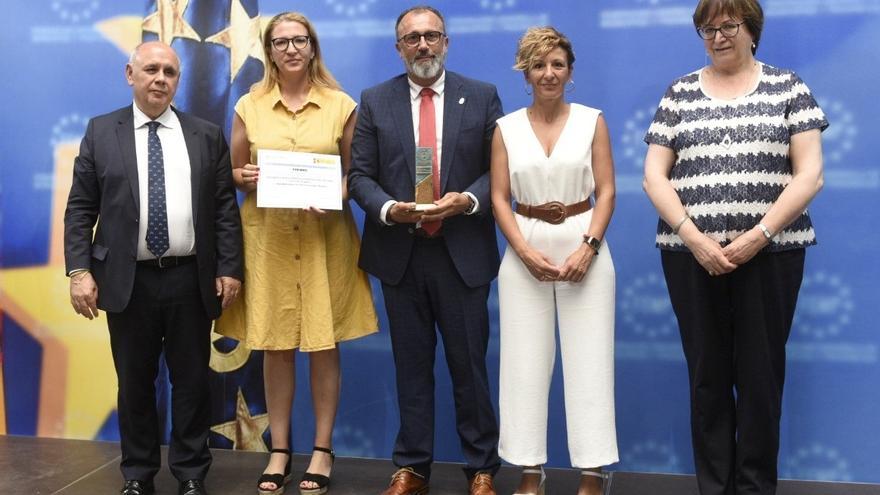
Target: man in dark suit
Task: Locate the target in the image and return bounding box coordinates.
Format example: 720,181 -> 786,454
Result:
348,6 -> 502,495
64,41 -> 242,495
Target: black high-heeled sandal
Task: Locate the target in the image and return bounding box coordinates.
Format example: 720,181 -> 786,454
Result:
258,448 -> 292,495
298,446 -> 335,495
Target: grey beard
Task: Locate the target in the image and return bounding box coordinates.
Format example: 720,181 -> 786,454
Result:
407,52 -> 446,80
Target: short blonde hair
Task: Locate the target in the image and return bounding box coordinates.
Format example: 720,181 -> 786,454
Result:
513,26 -> 575,72
253,12 -> 341,95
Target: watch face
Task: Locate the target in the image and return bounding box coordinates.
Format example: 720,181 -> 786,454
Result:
584,236 -> 601,251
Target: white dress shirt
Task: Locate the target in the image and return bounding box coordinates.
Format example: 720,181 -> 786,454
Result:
380,71 -> 479,225
409,71 -> 446,170
132,103 -> 195,260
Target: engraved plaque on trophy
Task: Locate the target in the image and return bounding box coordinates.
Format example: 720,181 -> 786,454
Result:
414,146 -> 435,211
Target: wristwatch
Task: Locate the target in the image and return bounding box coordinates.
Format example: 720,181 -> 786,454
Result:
582,235 -> 601,254
757,223 -> 773,240
464,194 -> 477,214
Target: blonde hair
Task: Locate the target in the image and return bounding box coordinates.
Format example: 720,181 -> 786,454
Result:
252,12 -> 341,95
513,26 -> 575,72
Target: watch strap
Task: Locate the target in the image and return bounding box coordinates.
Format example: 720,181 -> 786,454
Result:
583,235 -> 601,254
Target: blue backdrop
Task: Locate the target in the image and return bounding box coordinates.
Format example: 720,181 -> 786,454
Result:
1,0 -> 878,483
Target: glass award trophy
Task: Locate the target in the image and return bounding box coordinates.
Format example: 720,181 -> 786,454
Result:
414,146 -> 435,211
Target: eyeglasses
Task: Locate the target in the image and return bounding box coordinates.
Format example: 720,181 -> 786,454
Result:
397,31 -> 445,48
696,21 -> 744,40
271,36 -> 311,51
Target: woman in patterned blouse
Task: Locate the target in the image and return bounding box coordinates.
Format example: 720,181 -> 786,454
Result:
642,0 -> 827,494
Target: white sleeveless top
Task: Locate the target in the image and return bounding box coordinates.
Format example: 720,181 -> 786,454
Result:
497,103 -> 601,207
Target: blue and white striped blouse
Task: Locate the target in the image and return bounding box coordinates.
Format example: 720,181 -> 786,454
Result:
645,62 -> 828,252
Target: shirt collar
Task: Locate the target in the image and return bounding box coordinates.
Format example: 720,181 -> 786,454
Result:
408,71 -> 445,101
269,83 -> 325,111
132,102 -> 178,129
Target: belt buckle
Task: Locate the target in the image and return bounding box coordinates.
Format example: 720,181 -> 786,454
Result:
157,256 -> 167,268
544,201 -> 567,224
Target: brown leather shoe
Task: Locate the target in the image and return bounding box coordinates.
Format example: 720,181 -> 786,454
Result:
469,473 -> 496,495
381,467 -> 429,495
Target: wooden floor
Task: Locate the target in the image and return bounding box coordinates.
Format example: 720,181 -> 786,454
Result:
1,435 -> 877,494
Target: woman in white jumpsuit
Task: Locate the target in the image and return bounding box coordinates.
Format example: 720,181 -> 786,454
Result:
490,27 -> 618,495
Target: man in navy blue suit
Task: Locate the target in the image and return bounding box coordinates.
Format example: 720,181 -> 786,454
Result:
349,5 -> 502,495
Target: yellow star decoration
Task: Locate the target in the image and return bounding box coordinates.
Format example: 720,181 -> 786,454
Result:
142,0 -> 201,45
96,16 -> 145,56
0,142 -> 117,439
210,329 -> 252,373
210,387 -> 270,451
205,0 -> 265,82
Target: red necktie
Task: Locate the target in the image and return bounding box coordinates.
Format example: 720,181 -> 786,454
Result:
419,87 -> 441,236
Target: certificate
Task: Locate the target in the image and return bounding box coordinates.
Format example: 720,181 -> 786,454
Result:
256,149 -> 342,210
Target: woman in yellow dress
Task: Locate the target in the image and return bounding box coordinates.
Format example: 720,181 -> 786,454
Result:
215,12 -> 378,495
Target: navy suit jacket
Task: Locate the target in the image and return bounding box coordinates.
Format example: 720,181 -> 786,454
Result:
63,105 -> 243,319
349,71 -> 502,288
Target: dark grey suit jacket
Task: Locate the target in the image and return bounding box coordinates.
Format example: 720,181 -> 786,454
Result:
349,71 -> 502,288
63,105 -> 243,319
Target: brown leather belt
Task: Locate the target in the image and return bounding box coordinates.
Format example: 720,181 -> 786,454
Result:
515,199 -> 591,225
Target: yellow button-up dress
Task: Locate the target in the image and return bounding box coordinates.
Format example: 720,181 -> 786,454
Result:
215,84 -> 378,351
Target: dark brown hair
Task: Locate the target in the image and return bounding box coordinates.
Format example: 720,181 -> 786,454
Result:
693,0 -> 764,54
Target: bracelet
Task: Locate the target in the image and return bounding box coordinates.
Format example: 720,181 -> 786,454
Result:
757,223 -> 773,240
671,213 -> 691,235
69,269 -> 90,280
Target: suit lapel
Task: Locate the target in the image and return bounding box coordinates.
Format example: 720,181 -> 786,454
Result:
176,109 -> 203,229
116,108 -> 139,212
390,77 -> 417,185
441,72 -> 465,194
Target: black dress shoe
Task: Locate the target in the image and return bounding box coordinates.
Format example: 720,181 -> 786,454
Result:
121,480 -> 154,495
179,479 -> 208,495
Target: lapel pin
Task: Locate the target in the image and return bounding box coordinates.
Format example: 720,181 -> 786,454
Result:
458,97 -> 465,105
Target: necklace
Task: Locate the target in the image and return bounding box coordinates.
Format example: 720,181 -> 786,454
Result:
704,60 -> 759,101
706,60 -> 758,84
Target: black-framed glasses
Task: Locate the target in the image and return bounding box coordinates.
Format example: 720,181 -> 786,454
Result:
696,21 -> 744,40
397,31 -> 445,48
271,36 -> 311,51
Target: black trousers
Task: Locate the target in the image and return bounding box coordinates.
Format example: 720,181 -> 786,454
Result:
381,237 -> 500,480
106,262 -> 213,482
661,249 -> 805,495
